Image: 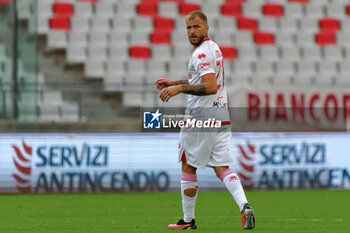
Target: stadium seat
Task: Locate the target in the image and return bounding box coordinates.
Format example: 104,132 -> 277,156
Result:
322,47 -> 343,62
137,2 -> 158,17
47,30 -> 68,49
150,31 -> 171,45
319,18 -> 340,33
262,3 -> 284,18
158,2 -> 179,18
104,59 -> 125,88
278,18 -> 298,33
130,31 -> 150,45
237,17 -> 258,31
280,46 -> 300,62
215,31 -> 235,45
284,3 -> 303,19
259,18 -> 278,33
253,60 -> 273,84
90,16 -> 111,33
305,3 -> 325,19
315,32 -> 336,46
288,0 -> 308,4
258,46 -> 279,61
145,60 -> 167,84
151,46 -> 172,61
49,16 -> 70,31
327,3 -> 347,19
221,2 -> 242,18
154,17 -> 175,32
300,17 -> 319,33
129,46 -> 151,60
112,16 -> 133,33
236,31 -> 255,46
88,31 -> 108,47
217,17 -> 236,31
68,31 -> 88,47
300,46 -> 321,62
67,44 -> 86,63
316,61 -> 337,85
70,16 -> 91,32
84,59 -> 105,78
237,47 -> 257,61
87,45 -> 107,61
242,3 -> 262,18
74,1 -> 94,18
122,92 -> 144,107
134,16 -> 154,33
275,32 -> 295,47
254,32 -> 274,45
295,61 -> 316,85
274,60 -> 295,85
220,46 -> 238,61
52,2 -> 73,18
95,1 -> 115,19
337,32 -> 350,48
179,3 -> 200,16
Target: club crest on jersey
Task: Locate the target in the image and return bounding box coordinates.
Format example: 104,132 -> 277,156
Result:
198,53 -> 206,59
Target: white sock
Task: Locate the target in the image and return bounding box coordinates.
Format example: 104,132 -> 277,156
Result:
220,169 -> 248,212
181,172 -> 198,223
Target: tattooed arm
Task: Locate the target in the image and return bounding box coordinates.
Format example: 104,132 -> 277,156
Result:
159,74 -> 217,102
180,73 -> 217,96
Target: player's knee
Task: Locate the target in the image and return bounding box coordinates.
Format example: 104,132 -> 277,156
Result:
184,188 -> 197,197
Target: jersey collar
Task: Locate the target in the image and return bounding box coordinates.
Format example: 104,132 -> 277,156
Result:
195,37 -> 210,50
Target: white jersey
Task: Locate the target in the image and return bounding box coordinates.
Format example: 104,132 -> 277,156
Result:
186,38 -> 228,109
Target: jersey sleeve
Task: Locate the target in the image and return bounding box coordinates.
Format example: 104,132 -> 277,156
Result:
193,50 -> 215,78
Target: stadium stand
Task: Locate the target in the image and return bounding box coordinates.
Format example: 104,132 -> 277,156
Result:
1,0 -> 350,124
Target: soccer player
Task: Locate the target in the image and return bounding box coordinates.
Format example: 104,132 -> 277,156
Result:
154,11 -> 255,230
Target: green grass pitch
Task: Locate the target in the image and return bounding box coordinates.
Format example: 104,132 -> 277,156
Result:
0,190 -> 349,233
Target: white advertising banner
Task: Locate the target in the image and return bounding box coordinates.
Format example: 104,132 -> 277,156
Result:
0,133 -> 349,193
227,84 -> 350,131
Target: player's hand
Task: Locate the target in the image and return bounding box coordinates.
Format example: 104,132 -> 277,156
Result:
154,78 -> 175,90
159,86 -> 181,102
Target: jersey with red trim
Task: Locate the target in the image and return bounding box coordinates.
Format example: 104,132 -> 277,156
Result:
186,38 -> 228,109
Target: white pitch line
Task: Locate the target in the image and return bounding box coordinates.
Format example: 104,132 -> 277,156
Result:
277,219 -> 343,222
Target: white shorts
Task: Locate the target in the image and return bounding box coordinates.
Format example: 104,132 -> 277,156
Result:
178,126 -> 234,168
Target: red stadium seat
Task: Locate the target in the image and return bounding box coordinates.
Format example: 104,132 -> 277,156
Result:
347,5 -> 350,16
137,3 -> 158,17
150,31 -> 171,45
254,32 -> 275,45
53,3 -> 74,17
237,17 -> 257,31
49,17 -> 70,31
154,17 -> 174,32
220,46 -> 237,61
221,3 -> 242,18
263,4 -> 284,18
319,18 -> 340,32
288,0 -> 308,4
129,46 -> 151,60
315,32 -> 336,46
160,0 -> 182,3
78,0 -> 98,3
0,0 -> 12,5
179,3 -> 200,16
225,0 -> 246,4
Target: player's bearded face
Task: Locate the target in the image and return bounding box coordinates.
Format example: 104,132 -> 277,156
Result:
186,17 -> 209,46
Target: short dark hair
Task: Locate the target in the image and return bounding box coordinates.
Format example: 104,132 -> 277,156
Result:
185,10 -> 208,24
